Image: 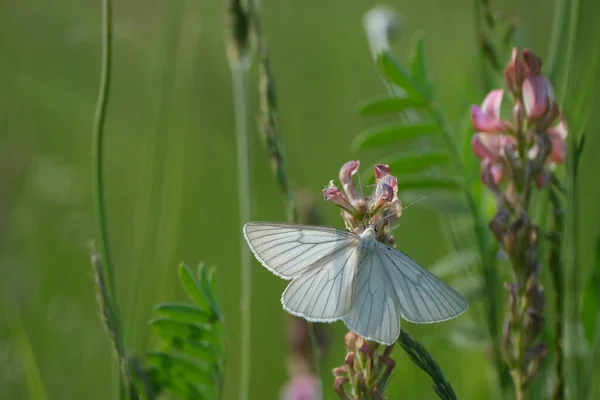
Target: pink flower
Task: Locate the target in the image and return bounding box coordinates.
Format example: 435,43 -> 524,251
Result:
547,119 -> 568,164
374,164 -> 391,180
472,132 -> 516,162
281,375 -> 322,400
504,47 -> 543,92
522,76 -> 555,120
323,181 -> 354,212
339,160 -> 361,203
471,89 -> 509,133
481,159 -> 505,185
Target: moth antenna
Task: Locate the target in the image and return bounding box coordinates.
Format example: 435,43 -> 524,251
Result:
379,196 -> 428,225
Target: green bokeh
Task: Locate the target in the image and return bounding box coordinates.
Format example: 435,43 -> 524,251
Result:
1,0 -> 599,399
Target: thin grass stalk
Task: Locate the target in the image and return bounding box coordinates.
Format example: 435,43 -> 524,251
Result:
232,64 -> 252,400
548,186 -> 565,400
226,1 -> 252,398
91,0 -> 129,397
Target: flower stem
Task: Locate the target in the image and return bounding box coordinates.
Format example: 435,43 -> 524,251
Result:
226,1 -> 252,398
91,0 -> 130,397
232,62 -> 252,400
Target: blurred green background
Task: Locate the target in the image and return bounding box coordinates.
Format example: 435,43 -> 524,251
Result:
1,0 -> 599,399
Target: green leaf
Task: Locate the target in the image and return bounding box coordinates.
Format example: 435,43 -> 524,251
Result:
397,176 -> 464,192
357,95 -> 428,115
146,351 -> 213,388
171,339 -> 220,365
197,264 -> 221,320
376,150 -> 451,176
150,317 -> 219,345
178,263 -> 212,315
378,51 -> 423,97
353,123 -> 439,150
154,303 -> 215,324
409,34 -> 431,97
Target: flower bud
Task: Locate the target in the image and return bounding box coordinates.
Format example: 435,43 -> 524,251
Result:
344,332 -> 359,351
333,376 -> 350,399
339,160 -> 361,202
522,49 -> 542,76
522,76 -> 554,120
504,47 -> 528,93
374,164 -> 392,180
323,181 -> 353,212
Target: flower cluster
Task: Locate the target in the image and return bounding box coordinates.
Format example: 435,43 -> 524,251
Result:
324,161 -> 401,399
471,48 -> 567,395
471,48 -> 568,191
323,161 -> 402,246
332,332 -> 395,400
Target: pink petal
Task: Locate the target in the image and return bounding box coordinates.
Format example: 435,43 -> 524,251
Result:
481,89 -> 504,119
523,76 -> 554,119
374,164 -> 391,180
471,105 -> 506,133
480,160 -> 505,185
523,49 -> 542,76
323,181 -> 353,211
549,134 -> 567,164
339,160 -> 360,201
548,119 -> 568,140
472,134 -> 493,160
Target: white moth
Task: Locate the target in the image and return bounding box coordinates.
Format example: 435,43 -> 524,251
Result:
243,221 -> 468,345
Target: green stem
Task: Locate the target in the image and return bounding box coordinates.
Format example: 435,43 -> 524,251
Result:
231,59 -> 252,400
226,1 -> 252,398
91,0 -> 128,397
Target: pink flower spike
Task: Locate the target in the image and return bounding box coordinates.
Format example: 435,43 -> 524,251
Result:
374,164 -> 391,180
523,76 -> 554,120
